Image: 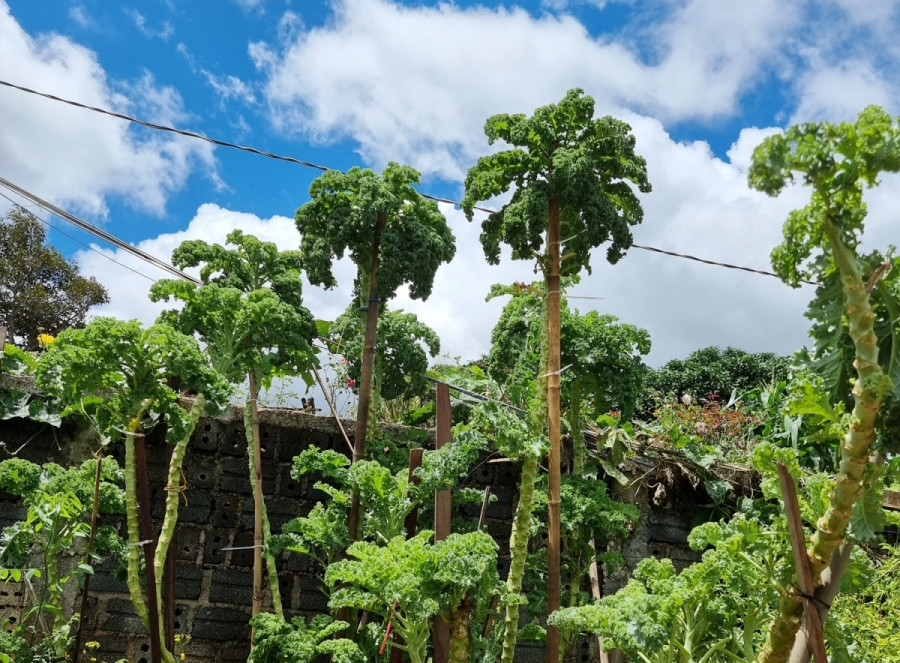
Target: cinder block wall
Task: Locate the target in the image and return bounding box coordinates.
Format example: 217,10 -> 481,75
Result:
0,393 -> 703,663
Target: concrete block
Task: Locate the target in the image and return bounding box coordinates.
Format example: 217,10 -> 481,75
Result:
204,531 -> 231,566
175,525 -> 204,562
210,497 -> 243,528
192,420 -> 220,453
99,597 -> 146,633
209,568 -> 253,605
240,496 -> 298,531
192,605 -> 252,641
228,531 -> 255,568
218,426 -> 248,456
175,563 -> 203,600
219,456 -> 275,496
184,455 -> 216,490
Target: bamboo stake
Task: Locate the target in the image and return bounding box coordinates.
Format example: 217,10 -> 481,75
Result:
546,196 -> 562,663
788,543 -> 852,663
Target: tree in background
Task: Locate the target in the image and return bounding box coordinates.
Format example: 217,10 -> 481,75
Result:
642,346 -> 791,410
0,206 -> 108,350
150,230 -> 318,624
748,105 -> 900,662
326,305 -> 441,422
462,88 -> 651,663
296,162 -> 455,539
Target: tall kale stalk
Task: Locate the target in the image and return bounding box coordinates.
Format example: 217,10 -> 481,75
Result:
748,106 -> 900,662
36,318 -> 228,663
296,162 -> 455,540
150,230 -> 318,622
463,89 -> 650,663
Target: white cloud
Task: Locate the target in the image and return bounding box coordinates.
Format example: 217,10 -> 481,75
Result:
0,2 -> 216,217
79,203 -> 355,330
791,60 -> 896,124
203,71 -> 257,105
68,5 -> 92,29
124,8 -> 174,41
253,0 -> 799,181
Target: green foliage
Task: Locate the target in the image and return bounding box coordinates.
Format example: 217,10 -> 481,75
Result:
642,346 -> 791,410
296,162 -> 455,302
327,305 -> 441,402
0,205 -> 109,351
35,317 -> 229,446
0,458 -> 42,494
487,283 -> 650,418
326,530 -> 499,663
149,230 -> 317,387
830,544 -> 900,662
527,473 -> 638,624
549,515 -> 788,662
0,388 -> 62,427
2,343 -> 36,375
462,88 -> 650,273
413,424 -> 488,495
748,105 -> 900,287
248,613 -> 363,663
469,400 -> 549,461
0,458 -> 126,660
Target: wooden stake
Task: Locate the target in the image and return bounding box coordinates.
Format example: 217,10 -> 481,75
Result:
776,462 -> 827,663
0,325 -> 7,350
134,433 -> 162,663
545,196 -> 562,663
587,540 -> 610,663
432,382 -> 452,663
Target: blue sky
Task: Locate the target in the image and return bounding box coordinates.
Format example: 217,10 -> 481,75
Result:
2,0 -> 900,382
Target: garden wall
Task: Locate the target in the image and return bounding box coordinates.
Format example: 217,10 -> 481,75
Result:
0,378 -> 710,663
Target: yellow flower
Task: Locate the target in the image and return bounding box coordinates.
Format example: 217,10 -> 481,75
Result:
180,654 -> 185,661
37,333 -> 55,349
84,642 -> 100,650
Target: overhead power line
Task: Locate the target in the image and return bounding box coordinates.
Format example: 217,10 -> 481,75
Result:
0,189 -> 159,284
0,79 -> 812,286
0,177 -> 200,285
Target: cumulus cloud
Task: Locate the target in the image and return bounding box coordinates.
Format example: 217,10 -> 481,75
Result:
251,0 -> 799,180
0,2 -> 215,217
21,0 -> 900,371
78,204 -> 344,325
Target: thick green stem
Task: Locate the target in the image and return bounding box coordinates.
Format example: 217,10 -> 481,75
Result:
244,376 -> 283,620
500,454 -> 540,663
349,211 -> 386,542
153,395 -> 207,646
123,433 -> 150,631
757,224 -> 890,662
447,598 -> 472,663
